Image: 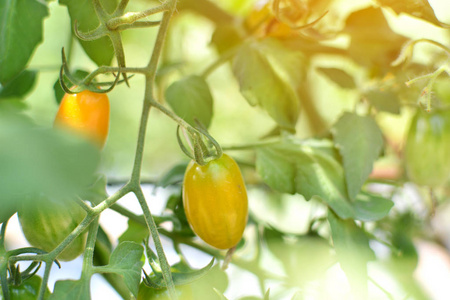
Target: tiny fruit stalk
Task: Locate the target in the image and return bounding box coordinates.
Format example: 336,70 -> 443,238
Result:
182,154 -> 248,250
54,90 -> 110,148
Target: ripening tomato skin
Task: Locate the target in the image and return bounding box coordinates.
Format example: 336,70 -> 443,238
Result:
54,90 -> 110,148
404,109 -> 450,187
182,154 -> 248,250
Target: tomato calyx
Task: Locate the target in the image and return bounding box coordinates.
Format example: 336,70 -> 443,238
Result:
176,124 -> 223,166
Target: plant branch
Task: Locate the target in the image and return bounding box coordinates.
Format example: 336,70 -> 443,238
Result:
107,3 -> 169,30
134,187 -> 177,299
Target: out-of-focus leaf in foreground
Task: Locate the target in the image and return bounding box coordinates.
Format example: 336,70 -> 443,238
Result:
0,111 -> 100,216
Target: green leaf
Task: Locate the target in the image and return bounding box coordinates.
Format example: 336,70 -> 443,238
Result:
364,89 -> 400,114
332,113 -> 384,200
156,162 -> 189,188
328,211 -> 375,299
0,70 -> 37,99
0,0 -> 48,83
96,241 -> 144,297
0,113 -> 100,214
317,67 -> 356,89
49,280 -> 90,300
145,258 -> 215,288
376,0 -> 449,28
353,192 -> 394,221
232,42 -> 300,131
59,0 -> 117,66
165,76 -> 213,128
79,174 -> 108,205
53,69 -> 90,104
256,141 -> 354,219
118,219 -> 148,244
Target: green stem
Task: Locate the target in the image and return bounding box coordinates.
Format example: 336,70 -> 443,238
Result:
0,266 -> 9,300
107,2 -> 169,30
82,217 -> 100,279
222,139 -> 280,151
201,45 -> 239,78
37,263 -> 52,300
134,188 -> 177,299
0,222 -> 6,249
369,277 -> 394,300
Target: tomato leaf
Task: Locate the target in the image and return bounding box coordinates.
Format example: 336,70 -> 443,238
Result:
317,67 -> 356,89
49,280 -> 90,300
59,0 -> 117,66
328,211 -> 375,299
0,0 -> 48,84
95,241 -> 144,297
0,70 -> 37,99
0,113 -> 100,213
354,192 -> 394,221
376,0 -> 449,28
232,42 -> 300,131
332,112 -> 384,200
364,88 -> 400,114
78,174 -> 108,205
118,219 -> 148,244
165,76 -> 214,128
256,141 -> 354,219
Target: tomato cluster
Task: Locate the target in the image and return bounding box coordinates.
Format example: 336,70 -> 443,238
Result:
182,154 -> 248,250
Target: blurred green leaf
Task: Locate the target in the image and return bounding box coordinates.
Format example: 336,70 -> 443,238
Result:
264,228 -> 333,287
118,219 -> 148,244
364,89 -> 400,114
332,112 -> 384,199
59,0 -> 117,66
353,192 -> 394,221
317,67 -> 356,89
0,0 -> 48,83
156,162 -> 189,188
256,141 -> 354,219
0,113 -> 100,215
53,70 -> 90,104
191,264 -> 228,299
49,280 -> 90,300
79,174 -> 108,205
165,76 -> 214,128
97,241 -> 144,297
0,70 -> 37,99
232,42 -> 300,131
328,212 -> 375,299
376,0 -> 449,28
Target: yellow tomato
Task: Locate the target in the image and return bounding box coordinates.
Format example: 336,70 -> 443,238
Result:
182,154 -> 248,250
54,90 -> 110,148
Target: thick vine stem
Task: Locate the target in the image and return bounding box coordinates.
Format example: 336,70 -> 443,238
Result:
81,217 -> 100,287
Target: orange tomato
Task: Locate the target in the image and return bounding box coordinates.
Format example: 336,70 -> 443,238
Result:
54,90 -> 110,148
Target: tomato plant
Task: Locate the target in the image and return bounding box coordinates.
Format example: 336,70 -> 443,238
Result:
54,90 -> 110,148
183,154 -> 248,250
1,0 -> 450,299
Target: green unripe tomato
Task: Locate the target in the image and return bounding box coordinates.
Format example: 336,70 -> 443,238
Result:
404,109 -> 450,187
0,276 -> 50,300
137,283 -> 193,300
18,196 -> 87,261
